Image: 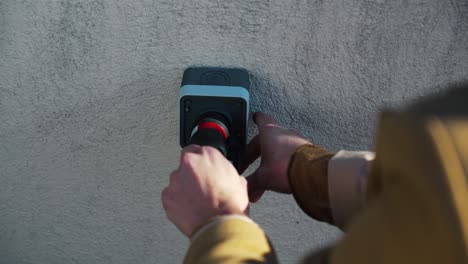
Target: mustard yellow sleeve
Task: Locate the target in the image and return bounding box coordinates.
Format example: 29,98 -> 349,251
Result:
288,144 -> 335,224
288,144 -> 376,229
329,113 -> 468,264
184,215 -> 278,264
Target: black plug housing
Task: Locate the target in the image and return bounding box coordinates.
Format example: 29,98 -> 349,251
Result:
179,67 -> 250,171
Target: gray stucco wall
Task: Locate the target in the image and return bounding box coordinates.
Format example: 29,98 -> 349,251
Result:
1,0 -> 467,263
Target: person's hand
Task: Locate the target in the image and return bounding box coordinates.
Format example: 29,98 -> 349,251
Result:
161,145 -> 249,238
240,112 -> 312,202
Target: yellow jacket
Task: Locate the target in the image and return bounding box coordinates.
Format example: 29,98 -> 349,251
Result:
184,88 -> 468,264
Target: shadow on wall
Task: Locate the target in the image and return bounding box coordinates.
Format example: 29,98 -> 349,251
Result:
248,72 -> 468,152
246,70 -> 378,151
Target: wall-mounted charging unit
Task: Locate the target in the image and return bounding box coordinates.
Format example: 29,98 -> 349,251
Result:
179,67 -> 250,171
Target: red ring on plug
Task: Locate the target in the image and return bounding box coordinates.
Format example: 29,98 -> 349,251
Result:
197,121 -> 229,140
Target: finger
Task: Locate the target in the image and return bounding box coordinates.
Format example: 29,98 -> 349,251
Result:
249,190 -> 265,203
246,168 -> 266,202
239,134 -> 261,174
239,176 -> 248,188
199,145 -> 221,157
182,144 -> 201,155
180,144 -> 201,165
253,112 -> 279,131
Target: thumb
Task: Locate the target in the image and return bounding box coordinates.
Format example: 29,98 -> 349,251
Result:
246,168 -> 266,203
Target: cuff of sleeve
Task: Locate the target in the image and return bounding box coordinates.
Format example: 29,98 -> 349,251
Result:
190,215 -> 255,242
185,215 -> 275,264
328,150 -> 375,229
288,144 -> 335,224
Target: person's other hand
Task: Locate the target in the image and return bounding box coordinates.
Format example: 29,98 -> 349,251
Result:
161,145 -> 249,238
240,112 -> 311,202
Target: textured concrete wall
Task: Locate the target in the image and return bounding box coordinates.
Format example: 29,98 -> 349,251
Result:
1,0 -> 467,263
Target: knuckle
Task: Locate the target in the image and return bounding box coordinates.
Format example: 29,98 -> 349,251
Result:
181,145 -> 201,158
200,145 -> 212,153
180,154 -> 199,175
185,144 -> 200,150
199,146 -> 209,153
201,146 -> 217,156
181,152 -> 196,166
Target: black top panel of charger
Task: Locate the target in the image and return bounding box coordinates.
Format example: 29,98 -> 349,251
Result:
181,67 -> 250,90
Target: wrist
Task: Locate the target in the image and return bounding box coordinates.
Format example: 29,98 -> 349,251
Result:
220,206 -> 249,217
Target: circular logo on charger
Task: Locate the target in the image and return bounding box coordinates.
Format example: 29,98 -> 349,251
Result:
201,71 -> 230,85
